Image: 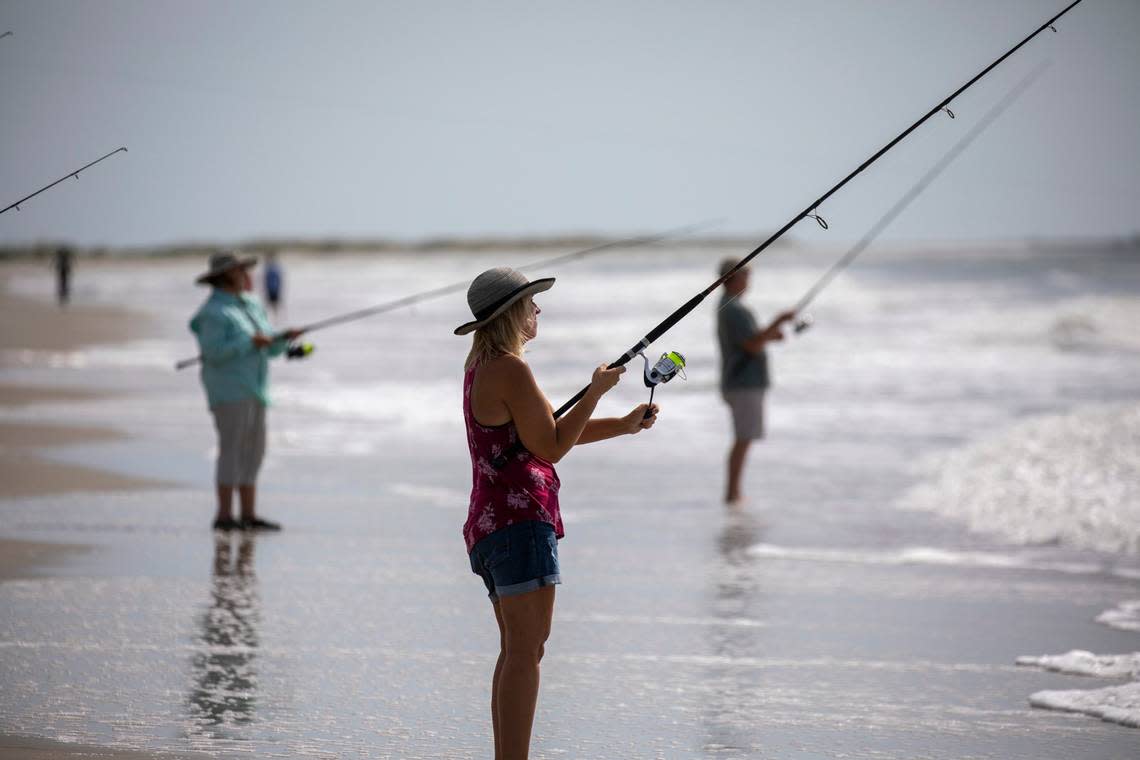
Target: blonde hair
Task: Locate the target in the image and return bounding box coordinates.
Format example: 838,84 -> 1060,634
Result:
464,297 -> 532,370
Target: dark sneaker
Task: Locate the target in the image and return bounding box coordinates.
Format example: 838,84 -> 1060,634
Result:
240,517 -> 282,531
212,518 -> 242,531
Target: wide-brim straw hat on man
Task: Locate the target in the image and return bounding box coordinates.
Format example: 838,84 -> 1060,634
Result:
196,251 -> 258,285
454,267 -> 554,336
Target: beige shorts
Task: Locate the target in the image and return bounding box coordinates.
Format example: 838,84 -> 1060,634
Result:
722,389 -> 766,441
211,398 -> 266,486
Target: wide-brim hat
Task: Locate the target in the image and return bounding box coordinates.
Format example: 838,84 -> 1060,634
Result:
195,251 -> 258,285
454,267 -> 555,336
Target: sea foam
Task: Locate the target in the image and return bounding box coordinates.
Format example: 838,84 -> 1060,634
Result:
1096,600 -> 1140,633
1028,682 -> 1140,729
898,403 -> 1140,555
1016,650 -> 1140,679
1018,600 -> 1140,729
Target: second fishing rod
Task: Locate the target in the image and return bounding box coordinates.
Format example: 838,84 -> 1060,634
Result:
489,0 -> 1084,468
173,219 -> 719,370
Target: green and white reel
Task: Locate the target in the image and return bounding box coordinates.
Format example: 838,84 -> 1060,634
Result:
637,350 -> 687,418
641,350 -> 687,387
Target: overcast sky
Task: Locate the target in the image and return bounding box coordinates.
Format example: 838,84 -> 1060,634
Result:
0,0 -> 1137,248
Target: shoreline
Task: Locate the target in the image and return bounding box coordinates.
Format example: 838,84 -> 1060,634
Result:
1,280 -> 174,580
2,232 -> 1136,262
0,420 -> 172,500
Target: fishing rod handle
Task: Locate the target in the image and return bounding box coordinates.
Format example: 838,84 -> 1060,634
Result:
174,328 -> 294,371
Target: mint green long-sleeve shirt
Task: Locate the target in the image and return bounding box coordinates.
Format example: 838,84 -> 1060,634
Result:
189,289 -> 288,408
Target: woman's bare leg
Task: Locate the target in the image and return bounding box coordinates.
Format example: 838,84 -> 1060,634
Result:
496,585 -> 555,760
491,601 -> 506,759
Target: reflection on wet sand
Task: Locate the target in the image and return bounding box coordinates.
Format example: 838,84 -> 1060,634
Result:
187,533 -> 260,738
704,512 -> 767,754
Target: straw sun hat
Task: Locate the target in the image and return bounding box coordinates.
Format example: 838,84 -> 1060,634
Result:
453,267 -> 554,336
195,251 -> 258,285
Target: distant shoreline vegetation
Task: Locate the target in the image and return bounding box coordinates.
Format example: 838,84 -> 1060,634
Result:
1,233 -> 1136,261
0,234 -> 770,260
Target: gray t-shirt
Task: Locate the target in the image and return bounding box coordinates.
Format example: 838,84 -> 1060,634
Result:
717,297 -> 769,391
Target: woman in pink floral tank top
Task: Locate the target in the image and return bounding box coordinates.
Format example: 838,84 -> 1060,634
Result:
455,267 -> 659,759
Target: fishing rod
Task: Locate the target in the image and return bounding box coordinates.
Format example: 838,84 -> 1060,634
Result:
1,147 -> 128,216
538,0 -> 1084,435
787,61 -> 1052,333
174,218 -> 721,371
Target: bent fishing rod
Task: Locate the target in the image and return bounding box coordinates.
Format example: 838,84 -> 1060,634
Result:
1,147 -> 129,216
544,0 -> 1084,423
788,61 -> 1052,333
174,218 -> 720,371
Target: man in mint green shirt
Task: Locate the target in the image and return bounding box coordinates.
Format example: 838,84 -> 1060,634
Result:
190,252 -> 303,532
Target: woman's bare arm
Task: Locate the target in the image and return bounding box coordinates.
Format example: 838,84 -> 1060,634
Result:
577,404 -> 659,444
499,358 -> 624,463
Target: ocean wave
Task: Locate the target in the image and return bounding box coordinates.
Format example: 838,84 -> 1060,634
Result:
897,403 -> 1140,555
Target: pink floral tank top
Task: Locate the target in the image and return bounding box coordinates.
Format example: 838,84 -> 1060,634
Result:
462,366 -> 562,553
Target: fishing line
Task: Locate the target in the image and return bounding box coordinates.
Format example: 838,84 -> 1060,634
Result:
720,61 -> 1052,332
494,0 -> 1083,467
174,218 -> 721,371
791,61 -> 1051,332
1,147 -> 128,216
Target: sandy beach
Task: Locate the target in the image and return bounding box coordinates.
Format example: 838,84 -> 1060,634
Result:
0,275 -> 187,757
1,249 -> 1138,758
1,283 -> 171,503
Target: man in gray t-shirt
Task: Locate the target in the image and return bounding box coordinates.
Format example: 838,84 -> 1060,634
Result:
716,257 -> 796,505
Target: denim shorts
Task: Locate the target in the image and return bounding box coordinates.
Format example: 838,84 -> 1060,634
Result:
469,521 -> 561,602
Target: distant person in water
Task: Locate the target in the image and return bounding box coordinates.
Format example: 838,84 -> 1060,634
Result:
263,251 -> 283,316
54,247 -> 73,306
456,267 -> 658,760
716,257 -> 796,506
189,252 -> 303,531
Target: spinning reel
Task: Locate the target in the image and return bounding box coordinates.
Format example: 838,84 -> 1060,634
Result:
637,350 -> 687,418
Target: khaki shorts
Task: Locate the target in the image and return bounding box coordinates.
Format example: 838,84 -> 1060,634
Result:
211,398 -> 266,486
722,389 -> 766,441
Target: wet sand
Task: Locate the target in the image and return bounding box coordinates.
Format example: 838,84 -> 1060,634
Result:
0,420 -> 170,500
0,281 -> 157,356
1,270 -> 171,504
0,538 -> 87,581
0,274 -> 169,547
0,734 -> 205,760
0,275 -> 182,758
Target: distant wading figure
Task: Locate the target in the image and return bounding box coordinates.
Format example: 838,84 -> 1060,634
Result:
263,251 -> 283,316
716,258 -> 796,506
54,246 -> 73,306
190,252 -> 303,531
456,267 -> 659,759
